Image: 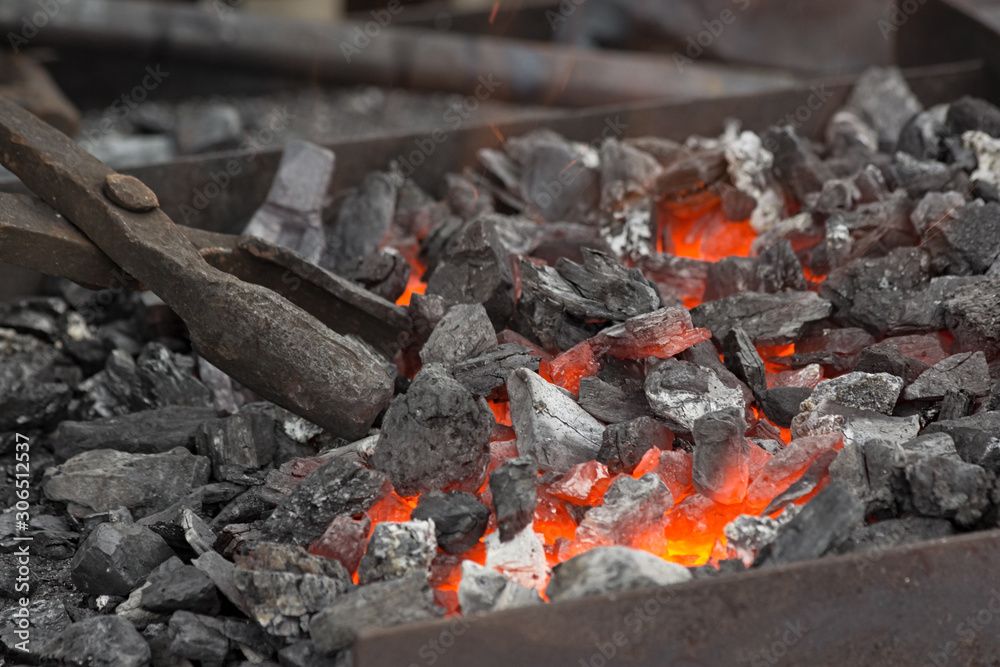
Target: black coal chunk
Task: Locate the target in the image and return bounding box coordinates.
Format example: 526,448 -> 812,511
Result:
764,482 -> 865,566
939,388 -> 976,421
704,256 -> 757,302
411,490 -> 490,554
345,248 -> 410,303
141,557 -> 220,615
450,344 -> 540,399
309,573 -> 444,655
195,408 -> 279,483
165,610 -> 232,667
903,351 -> 991,401
598,416 -> 673,474
508,130 -> 599,222
40,616 -> 150,667
762,126 -> 833,202
371,364 -> 494,496
323,170 -> 400,273
847,276 -> 982,337
785,327 -> 875,371
945,96 -> 1000,138
260,454 -> 387,546
943,278 -> 1000,355
49,406 -> 216,461
690,291 -> 832,345
0,381 -> 70,430
70,521 -> 175,596
820,247 -> 930,316
853,341 -> 927,384
691,410 -> 749,505
723,328 -> 766,397
420,303 -> 496,366
760,386 -> 811,428
755,239 -> 808,293
489,456 -> 538,541
924,411 -> 1000,473
426,218 -> 515,330
578,375 -> 652,423
939,201 -> 1000,274
906,456 -> 993,527
636,253 -> 708,307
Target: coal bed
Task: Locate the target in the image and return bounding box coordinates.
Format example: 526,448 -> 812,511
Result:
4,64 -> 1000,667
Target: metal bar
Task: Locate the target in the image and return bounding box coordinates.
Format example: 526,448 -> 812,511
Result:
0,96 -> 394,439
354,529 -> 1000,666
0,0 -> 798,108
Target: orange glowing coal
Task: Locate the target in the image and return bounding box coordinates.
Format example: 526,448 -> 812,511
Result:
343,194 -> 837,610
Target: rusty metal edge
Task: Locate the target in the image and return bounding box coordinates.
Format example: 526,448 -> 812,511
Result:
353,528 -> 1000,667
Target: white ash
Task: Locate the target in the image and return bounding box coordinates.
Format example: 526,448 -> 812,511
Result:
457,561 -> 542,615
964,130 -> 1000,188
724,506 -> 802,567
484,523 -> 548,591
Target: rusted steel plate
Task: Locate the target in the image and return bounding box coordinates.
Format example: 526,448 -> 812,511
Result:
0,96 -> 393,439
354,529 -> 1000,667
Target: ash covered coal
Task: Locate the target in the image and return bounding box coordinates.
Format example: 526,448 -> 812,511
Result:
8,66 -> 1000,665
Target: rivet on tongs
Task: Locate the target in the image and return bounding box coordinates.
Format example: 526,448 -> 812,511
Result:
103,173 -> 160,212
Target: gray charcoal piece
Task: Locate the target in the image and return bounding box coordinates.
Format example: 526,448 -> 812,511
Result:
724,508 -> 801,563
904,351 -> 991,400
644,358 -> 744,434
853,341 -> 927,385
175,102 -> 242,154
943,278 -> 1000,355
0,381 -> 70,431
924,411 -> 1000,473
802,372 -> 902,416
906,456 -> 993,527
945,96 -> 1000,137
546,546 -> 691,602
940,201 -> 1000,274
346,247 -> 410,303
599,138 -> 662,209
514,133 -> 599,222
521,249 -> 661,322
892,151 -> 955,198
260,453 -> 386,546
578,376 -> 654,424
195,409 -> 278,482
243,140 -> 334,265
309,573 -> 444,655
371,364 -> 494,495
426,218 -> 515,331
723,328 -> 766,397
897,105 -> 946,160
939,388 -> 976,421
576,474 -> 673,547
819,247 -> 930,315
848,275 -> 983,338
43,447 -> 211,519
136,342 -> 215,409
756,239 -> 808,293
1,599 -> 72,656
411,490 -> 490,554
323,170 -> 401,273
234,566 -> 350,638
357,519 -> 438,585
833,517 -> 956,556
759,386 -> 812,428
197,357 -> 240,415
457,561 -> 542,615
765,483 -> 865,566
507,368 -> 604,472
141,557 -> 220,615
691,410 -> 750,505
678,340 -> 753,405
49,406 -> 217,461
70,521 -> 175,596
450,343 -> 540,399
762,126 -> 833,201
598,416 -> 673,474
420,303 -> 497,366
192,551 -> 252,617
40,616 -> 150,667
846,66 -> 923,148
704,256 -> 757,302
167,610 -> 230,667
489,456 -> 538,542
690,291 -> 832,346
